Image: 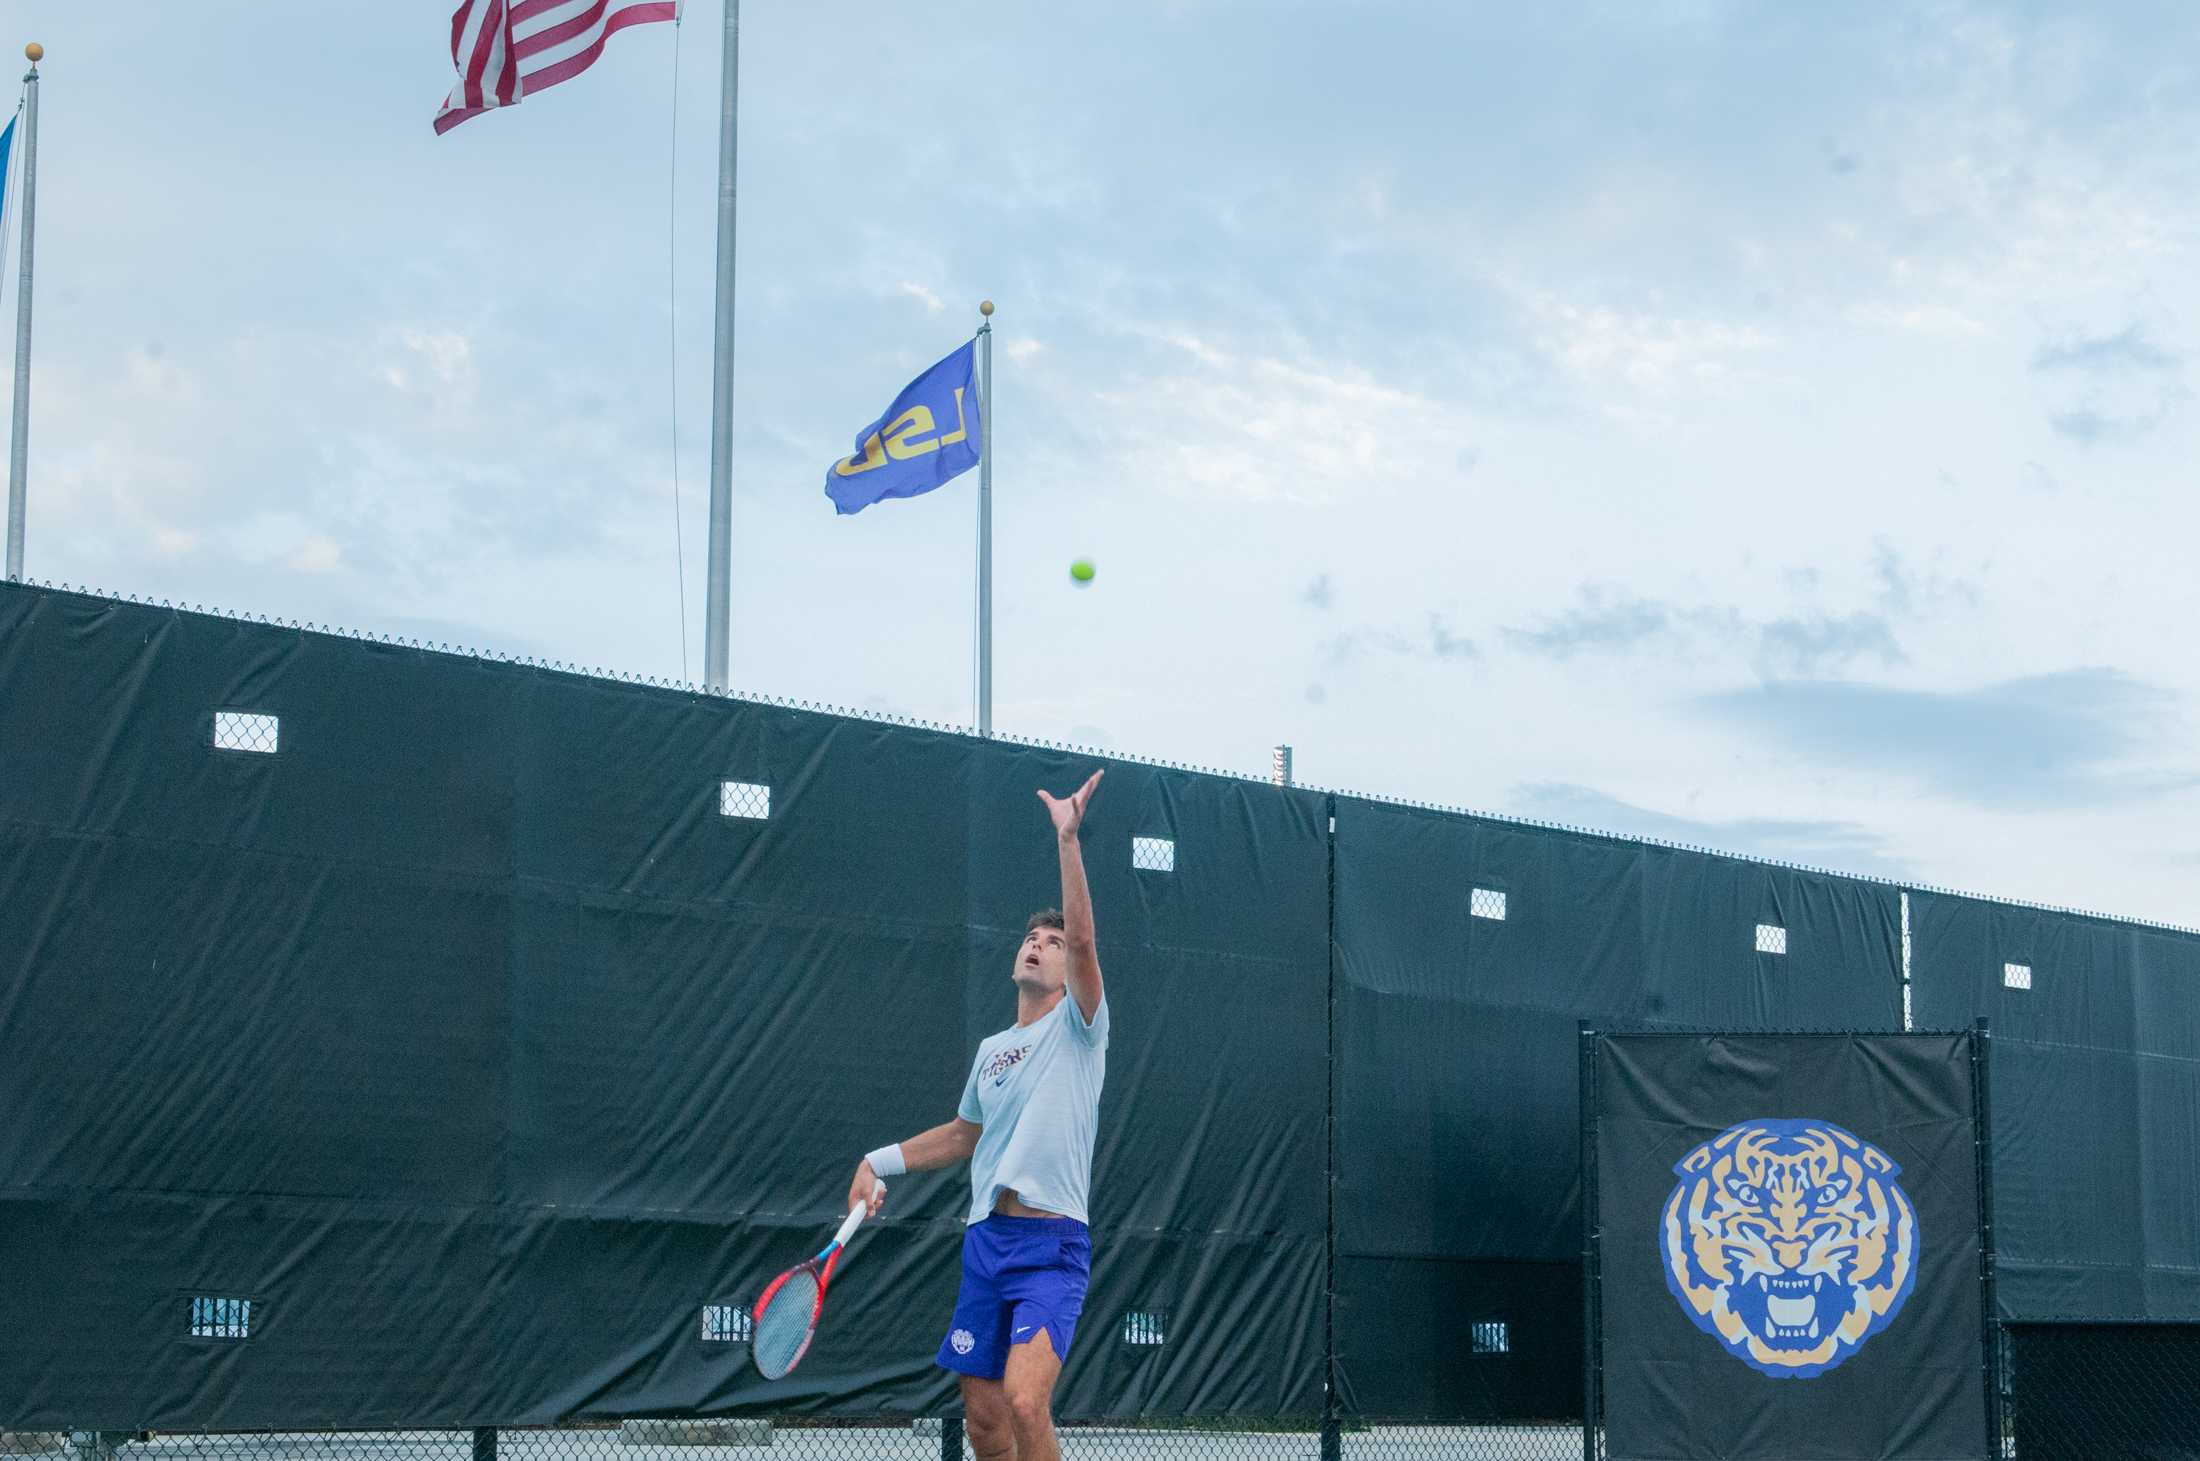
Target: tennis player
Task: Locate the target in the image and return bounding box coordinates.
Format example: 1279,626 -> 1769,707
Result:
848,769 -> 1109,1461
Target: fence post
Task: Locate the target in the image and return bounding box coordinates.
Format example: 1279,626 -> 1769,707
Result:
939,1416 -> 962,1461
1320,793 -> 1342,1461
1579,1024 -> 1601,1461
471,1428 -> 495,1461
1970,1019 -> 2004,1456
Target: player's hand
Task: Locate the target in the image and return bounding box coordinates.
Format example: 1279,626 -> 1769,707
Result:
849,1160 -> 887,1219
1038,769 -> 1103,841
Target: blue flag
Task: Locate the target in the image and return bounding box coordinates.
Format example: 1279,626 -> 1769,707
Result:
0,115 -> 16,259
824,340 -> 983,515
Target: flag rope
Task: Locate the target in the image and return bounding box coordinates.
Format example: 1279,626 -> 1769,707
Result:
665,10 -> 690,681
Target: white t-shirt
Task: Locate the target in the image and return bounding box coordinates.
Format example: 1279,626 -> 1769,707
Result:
957,990 -> 1110,1225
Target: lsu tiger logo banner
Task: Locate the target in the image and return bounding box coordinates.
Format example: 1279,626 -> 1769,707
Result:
1661,1119 -> 1919,1378
824,340 -> 983,515
1590,1032 -> 1992,1461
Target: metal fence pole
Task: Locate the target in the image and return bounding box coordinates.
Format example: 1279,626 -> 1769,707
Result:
1580,1024 -> 1602,1461
1970,1019 -> 2005,1455
939,1415 -> 962,1460
1320,793 -> 1342,1461
470,1428 -> 495,1461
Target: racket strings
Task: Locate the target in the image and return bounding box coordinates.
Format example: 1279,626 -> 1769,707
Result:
752,1269 -> 821,1380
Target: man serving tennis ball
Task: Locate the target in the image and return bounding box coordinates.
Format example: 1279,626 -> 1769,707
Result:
849,768 -> 1109,1461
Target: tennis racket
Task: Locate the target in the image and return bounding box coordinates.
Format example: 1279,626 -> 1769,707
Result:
750,1203 -> 867,1380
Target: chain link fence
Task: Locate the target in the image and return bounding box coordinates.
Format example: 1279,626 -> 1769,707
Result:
0,1423 -> 1596,1461
2004,1321 -> 2200,1460
7,1325 -> 2193,1457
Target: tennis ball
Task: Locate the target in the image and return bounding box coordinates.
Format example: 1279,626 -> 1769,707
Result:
1070,559 -> 1096,584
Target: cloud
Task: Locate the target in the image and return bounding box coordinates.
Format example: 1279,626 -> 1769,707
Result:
381,329 -> 478,412
1320,613 -> 1478,667
1165,334 -> 1231,368
1860,540 -> 1978,624
289,536 -> 343,574
123,347 -> 199,404
2050,403 -> 2180,445
1503,588 -> 1680,659
1502,585 -> 1903,675
1869,540 -> 1918,615
1817,134 -> 1863,177
1753,611 -> 1905,677
1303,573 -> 1335,610
1428,614 -> 1479,661
1696,669 -> 2195,808
2031,325 -> 2185,443
1509,782 -> 1911,878
1519,293 -> 1774,398
1321,627 -> 1410,664
2031,326 -> 2178,374
1100,334 -> 1478,504
1851,302 -> 1989,338
896,282 -> 946,315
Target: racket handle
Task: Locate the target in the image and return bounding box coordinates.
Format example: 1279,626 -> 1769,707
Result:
831,1201 -> 866,1249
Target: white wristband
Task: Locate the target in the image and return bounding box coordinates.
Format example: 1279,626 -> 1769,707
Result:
865,1143 -> 907,1178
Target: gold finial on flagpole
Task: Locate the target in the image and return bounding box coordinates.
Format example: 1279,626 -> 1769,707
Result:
24,42 -> 42,64
979,300 -> 994,318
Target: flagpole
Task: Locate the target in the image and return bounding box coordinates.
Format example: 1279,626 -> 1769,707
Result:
701,1 -> 738,689
977,300 -> 994,737
5,42 -> 40,584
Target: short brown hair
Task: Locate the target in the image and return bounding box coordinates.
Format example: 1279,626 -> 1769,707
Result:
1027,909 -> 1065,933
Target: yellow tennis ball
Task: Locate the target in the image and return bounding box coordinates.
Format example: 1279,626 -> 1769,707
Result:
1070,559 -> 1096,584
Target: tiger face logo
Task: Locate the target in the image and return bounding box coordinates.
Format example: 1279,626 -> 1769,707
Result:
1660,1119 -> 1918,1379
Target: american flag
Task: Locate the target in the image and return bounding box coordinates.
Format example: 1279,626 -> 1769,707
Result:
434,0 -> 679,135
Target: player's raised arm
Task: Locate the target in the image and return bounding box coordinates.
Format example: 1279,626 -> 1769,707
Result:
1038,769 -> 1105,1022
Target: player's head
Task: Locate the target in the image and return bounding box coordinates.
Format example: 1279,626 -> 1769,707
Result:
1013,909 -> 1068,995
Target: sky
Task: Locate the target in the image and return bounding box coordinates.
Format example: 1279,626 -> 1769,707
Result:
4,2 -> 2198,926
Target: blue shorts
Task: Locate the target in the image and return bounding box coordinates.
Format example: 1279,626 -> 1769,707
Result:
935,1214 -> 1091,1379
